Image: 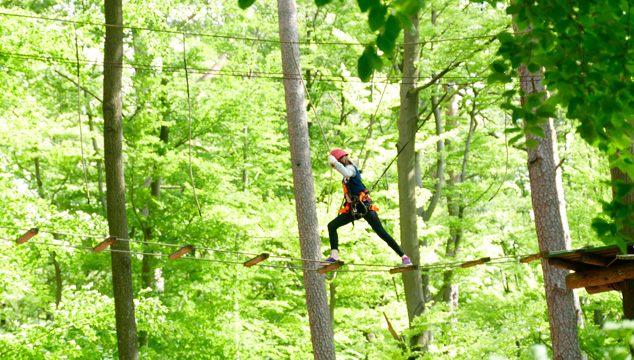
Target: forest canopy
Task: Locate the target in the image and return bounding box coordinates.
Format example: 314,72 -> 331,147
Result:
0,0 -> 633,359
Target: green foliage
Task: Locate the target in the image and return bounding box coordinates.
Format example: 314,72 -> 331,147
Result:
0,0 -> 627,359
490,0 -> 634,246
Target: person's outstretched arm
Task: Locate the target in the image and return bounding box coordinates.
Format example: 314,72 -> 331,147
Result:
328,155 -> 355,178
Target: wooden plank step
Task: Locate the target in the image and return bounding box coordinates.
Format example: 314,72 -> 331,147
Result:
389,265 -> 418,274
317,261 -> 344,274
169,245 -> 195,260
16,228 -> 39,244
93,236 -> 117,252
244,253 -> 269,267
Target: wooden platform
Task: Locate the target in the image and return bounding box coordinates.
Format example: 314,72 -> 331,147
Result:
529,243 -> 634,294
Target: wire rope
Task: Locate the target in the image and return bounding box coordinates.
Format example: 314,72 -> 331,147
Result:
181,33 -> 203,216
0,224 -> 543,270
0,11 -> 500,47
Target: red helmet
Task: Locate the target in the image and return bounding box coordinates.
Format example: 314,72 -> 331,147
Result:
330,148 -> 348,160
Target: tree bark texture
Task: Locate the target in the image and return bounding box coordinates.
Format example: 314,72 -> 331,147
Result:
277,1 -> 336,359
398,12 -> 425,324
518,63 -> 582,360
103,0 -> 139,358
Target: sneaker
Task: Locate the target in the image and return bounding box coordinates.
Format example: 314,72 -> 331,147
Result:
320,256 -> 339,266
401,256 -> 413,267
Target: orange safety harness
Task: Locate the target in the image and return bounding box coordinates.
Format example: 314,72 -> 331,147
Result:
339,183 -> 379,219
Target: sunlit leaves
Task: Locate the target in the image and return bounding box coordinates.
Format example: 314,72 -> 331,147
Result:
314,0 -> 333,6
317,0 -> 424,81
357,44 -> 382,82
238,0 -> 256,9
489,0 -> 634,247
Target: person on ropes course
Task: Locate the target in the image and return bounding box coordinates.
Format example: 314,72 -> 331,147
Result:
321,148 -> 413,267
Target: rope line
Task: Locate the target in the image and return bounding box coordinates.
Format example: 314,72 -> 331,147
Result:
0,11 -> 499,47
0,49 -> 494,82
182,33 -> 202,217
0,226 -> 541,272
0,237 -> 526,273
289,43 -> 330,152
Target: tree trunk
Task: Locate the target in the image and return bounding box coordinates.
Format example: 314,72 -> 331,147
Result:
517,61 -> 583,360
103,0 -> 139,358
277,1 -> 336,358
51,250 -> 62,306
398,12 -> 426,325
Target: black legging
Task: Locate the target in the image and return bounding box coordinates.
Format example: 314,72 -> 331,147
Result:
327,210 -> 405,257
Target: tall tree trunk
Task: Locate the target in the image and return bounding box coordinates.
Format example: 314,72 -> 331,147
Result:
398,11 -> 426,325
277,1 -> 336,358
517,60 -> 583,360
103,0 -> 139,358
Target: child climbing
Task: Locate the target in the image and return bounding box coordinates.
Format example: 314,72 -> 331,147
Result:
321,148 -> 414,267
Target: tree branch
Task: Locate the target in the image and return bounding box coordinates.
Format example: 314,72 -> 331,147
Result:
52,69 -> 102,103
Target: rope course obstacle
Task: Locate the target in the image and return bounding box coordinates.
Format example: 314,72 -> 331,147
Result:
0,225 -> 528,274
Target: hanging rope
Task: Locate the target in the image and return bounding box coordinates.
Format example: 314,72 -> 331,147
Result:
289,46 -> 334,208
182,32 -> 202,216
74,23 -> 90,203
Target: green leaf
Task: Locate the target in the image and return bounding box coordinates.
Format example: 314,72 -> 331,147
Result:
512,107 -> 525,121
536,103 -> 556,118
525,93 -> 545,109
314,0 -> 332,5
508,133 -> 524,145
526,139 -> 538,148
368,5 -> 387,31
497,31 -> 514,44
525,125 -> 545,138
527,62 -> 541,73
358,53 -> 373,82
391,0 -> 422,15
377,33 -> 396,57
238,0 -> 256,9
395,12 -> 414,33
358,0 -> 379,12
592,218 -> 610,238
490,60 -> 508,74
383,15 -> 401,40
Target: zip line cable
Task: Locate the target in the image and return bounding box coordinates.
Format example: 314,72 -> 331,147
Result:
0,46 -> 510,82
0,11 -> 500,47
182,33 -> 203,217
1,50 -> 498,87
